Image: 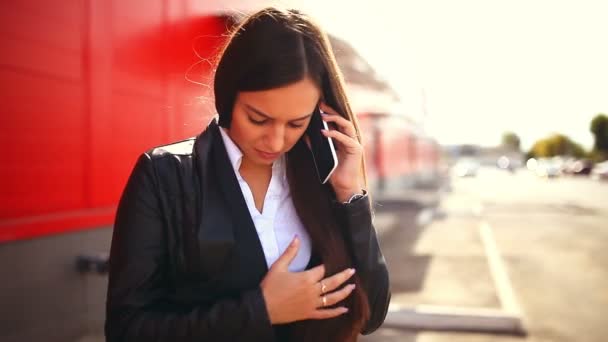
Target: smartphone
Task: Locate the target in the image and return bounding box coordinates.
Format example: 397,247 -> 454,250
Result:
305,105 -> 338,184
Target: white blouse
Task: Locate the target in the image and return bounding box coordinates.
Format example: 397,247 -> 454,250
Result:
219,127 -> 312,272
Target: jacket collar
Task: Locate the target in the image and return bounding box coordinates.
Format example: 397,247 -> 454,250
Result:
191,118 -> 269,278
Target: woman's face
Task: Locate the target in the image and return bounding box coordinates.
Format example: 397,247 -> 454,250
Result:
227,76 -> 321,168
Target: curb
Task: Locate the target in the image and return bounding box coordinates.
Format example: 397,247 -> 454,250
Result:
384,304 -> 526,335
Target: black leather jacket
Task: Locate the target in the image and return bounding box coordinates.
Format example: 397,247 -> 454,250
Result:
105,119 -> 390,341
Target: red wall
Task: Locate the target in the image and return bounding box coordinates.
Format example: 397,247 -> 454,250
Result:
0,0 -> 230,242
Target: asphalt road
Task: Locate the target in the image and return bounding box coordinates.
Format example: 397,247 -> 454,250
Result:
362,167 -> 608,342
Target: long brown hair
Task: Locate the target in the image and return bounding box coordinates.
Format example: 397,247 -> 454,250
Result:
213,7 -> 370,341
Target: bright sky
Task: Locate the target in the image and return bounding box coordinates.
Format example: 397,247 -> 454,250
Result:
219,0 -> 608,150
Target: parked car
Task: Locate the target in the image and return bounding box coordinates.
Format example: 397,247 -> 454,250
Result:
591,161 -> 608,180
453,157 -> 480,177
536,159 -> 561,178
497,155 -> 516,173
563,159 -> 593,175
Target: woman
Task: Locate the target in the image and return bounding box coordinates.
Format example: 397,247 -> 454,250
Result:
105,7 -> 390,342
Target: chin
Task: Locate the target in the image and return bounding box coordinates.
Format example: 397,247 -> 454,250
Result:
243,153 -> 275,167
257,157 -> 276,166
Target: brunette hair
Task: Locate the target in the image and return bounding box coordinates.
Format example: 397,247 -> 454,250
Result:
213,7 -> 370,341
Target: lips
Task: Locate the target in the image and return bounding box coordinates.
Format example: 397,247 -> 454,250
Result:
256,149 -> 280,160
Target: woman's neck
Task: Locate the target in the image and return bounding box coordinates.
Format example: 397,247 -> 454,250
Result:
239,157 -> 274,213
239,158 -> 272,178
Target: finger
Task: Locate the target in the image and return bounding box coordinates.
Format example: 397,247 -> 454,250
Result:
321,284 -> 356,307
321,129 -> 361,151
272,235 -> 300,270
318,102 -> 356,133
321,113 -> 357,138
318,102 -> 340,116
320,268 -> 356,294
303,264 -> 326,283
309,307 -> 349,320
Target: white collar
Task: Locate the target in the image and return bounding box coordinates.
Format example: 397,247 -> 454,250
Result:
218,126 -> 244,172
218,126 -> 287,184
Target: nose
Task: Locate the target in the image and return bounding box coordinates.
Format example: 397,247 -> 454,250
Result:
264,124 -> 285,153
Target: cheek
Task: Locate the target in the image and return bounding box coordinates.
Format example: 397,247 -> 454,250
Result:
243,130 -> 264,149
229,125 -> 256,150
286,129 -> 306,148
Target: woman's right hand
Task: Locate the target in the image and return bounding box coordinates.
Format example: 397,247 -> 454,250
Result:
260,236 -> 357,324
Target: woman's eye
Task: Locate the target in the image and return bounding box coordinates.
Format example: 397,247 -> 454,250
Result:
248,115 -> 304,128
248,117 -> 267,125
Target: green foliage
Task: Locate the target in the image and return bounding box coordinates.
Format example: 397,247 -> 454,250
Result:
590,113 -> 608,151
588,149 -> 608,163
501,132 -> 521,151
523,113 -> 608,162
527,133 -> 586,159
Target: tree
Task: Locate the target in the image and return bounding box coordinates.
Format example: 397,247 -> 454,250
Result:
527,133 -> 586,159
590,114 -> 608,161
501,132 -> 521,151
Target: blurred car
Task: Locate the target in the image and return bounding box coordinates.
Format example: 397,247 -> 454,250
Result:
569,159 -> 593,175
591,161 -> 608,180
561,158 -> 577,174
535,159 -> 561,178
497,155 -> 517,172
453,157 -> 480,177
526,158 -> 539,171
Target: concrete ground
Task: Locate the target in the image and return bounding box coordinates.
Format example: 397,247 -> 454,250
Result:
362,167 -> 608,342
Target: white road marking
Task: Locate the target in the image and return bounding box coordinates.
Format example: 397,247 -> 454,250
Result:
379,217 -> 527,334
479,221 -> 523,317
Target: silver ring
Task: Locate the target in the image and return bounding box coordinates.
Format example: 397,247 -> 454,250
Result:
320,281 -> 327,294
322,295 -> 327,307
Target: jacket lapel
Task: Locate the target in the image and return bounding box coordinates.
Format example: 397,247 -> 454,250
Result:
193,119 -> 268,281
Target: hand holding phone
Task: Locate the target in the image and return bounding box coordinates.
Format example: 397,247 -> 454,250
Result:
305,105 -> 338,184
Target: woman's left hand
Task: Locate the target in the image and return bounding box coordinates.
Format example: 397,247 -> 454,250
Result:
318,102 -> 364,202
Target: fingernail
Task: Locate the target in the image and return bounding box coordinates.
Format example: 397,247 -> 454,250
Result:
341,307 -> 349,313
349,268 -> 356,275
349,284 -> 356,290
292,235 -> 299,244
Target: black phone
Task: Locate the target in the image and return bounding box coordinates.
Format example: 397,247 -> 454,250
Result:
305,105 -> 338,184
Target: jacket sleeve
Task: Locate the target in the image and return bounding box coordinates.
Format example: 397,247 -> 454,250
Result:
334,194 -> 391,335
105,153 -> 274,342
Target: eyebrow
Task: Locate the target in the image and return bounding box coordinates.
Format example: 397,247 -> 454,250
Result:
244,104 -> 312,121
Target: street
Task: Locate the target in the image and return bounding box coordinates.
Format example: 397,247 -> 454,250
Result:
363,167 -> 608,342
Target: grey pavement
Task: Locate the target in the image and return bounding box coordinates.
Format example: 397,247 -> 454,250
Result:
363,167 -> 608,342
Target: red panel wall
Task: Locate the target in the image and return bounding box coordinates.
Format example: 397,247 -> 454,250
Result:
0,1 -> 85,222
1,0 -> 230,242
89,0 -> 166,208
